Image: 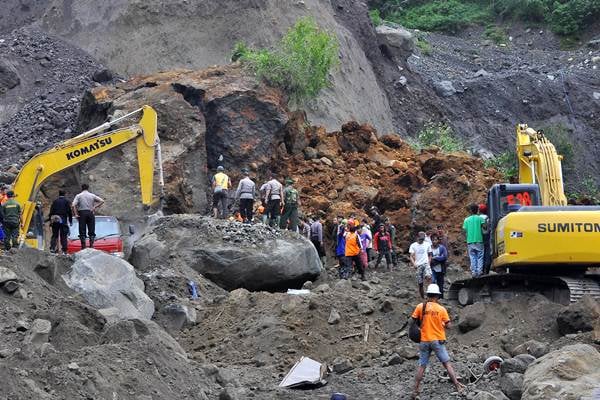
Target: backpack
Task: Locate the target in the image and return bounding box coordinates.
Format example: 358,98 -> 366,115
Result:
409,302 -> 427,343
285,188 -> 298,205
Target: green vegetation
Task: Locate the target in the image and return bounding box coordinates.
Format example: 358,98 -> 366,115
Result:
415,37 -> 432,55
371,0 -> 600,36
568,176 -> 600,204
484,151 -> 518,181
409,122 -> 465,152
232,17 -> 339,104
369,9 -> 383,26
385,0 -> 490,33
484,24 -> 508,44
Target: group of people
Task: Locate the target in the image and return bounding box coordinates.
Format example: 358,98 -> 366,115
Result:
0,183 -> 104,253
211,167 -> 303,231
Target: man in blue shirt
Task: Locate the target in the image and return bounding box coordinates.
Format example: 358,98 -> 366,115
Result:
430,234 -> 448,298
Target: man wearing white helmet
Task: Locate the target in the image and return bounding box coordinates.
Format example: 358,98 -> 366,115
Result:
411,283 -> 464,399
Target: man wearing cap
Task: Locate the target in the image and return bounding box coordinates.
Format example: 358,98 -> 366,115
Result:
280,178 -> 300,231
212,166 -> 231,219
411,283 -> 464,399
409,231 -> 433,299
235,168 -> 255,223
1,190 -> 21,250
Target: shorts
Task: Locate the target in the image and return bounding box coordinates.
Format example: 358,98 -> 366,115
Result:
419,340 -> 450,366
416,263 -> 432,284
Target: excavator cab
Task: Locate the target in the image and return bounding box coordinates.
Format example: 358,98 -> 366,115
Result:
485,184 -> 541,273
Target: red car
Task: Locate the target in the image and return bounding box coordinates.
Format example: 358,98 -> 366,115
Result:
67,216 -> 126,258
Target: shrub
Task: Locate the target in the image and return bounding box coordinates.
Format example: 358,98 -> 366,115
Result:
484,24 -> 508,44
233,17 -> 339,104
484,151 -> 518,181
415,37 -> 432,55
382,0 -> 490,32
410,122 -> 464,152
369,9 -> 383,26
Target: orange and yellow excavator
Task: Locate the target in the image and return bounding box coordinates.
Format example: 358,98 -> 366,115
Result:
449,124 -> 600,305
10,105 -> 164,248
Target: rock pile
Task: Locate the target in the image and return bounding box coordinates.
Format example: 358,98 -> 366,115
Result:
0,27 -> 112,169
273,120 -> 501,252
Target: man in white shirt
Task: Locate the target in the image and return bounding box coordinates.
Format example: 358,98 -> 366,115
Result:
409,231 -> 433,299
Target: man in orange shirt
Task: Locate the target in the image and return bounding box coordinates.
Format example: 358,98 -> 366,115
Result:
411,284 -> 464,399
343,224 -> 366,281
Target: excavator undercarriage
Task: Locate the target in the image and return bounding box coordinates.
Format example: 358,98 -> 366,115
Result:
448,273 -> 600,306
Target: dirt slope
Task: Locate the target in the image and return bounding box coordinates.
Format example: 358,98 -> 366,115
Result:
36,0 -> 395,134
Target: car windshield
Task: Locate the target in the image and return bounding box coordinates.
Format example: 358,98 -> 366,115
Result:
69,216 -> 121,239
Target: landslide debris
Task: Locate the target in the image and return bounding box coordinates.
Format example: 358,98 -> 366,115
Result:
274,120 -> 501,252
0,27 -> 113,170
0,248 -> 223,399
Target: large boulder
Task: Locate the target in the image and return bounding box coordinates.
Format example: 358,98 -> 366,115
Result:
130,215 -> 322,291
500,372 -> 523,400
375,25 -> 415,61
62,249 -> 155,320
71,64 -> 290,225
522,344 -> 600,400
556,295 -> 600,335
459,302 -> 486,333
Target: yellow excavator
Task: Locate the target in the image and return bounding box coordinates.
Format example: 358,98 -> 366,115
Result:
449,124 -> 600,305
11,105 -> 164,248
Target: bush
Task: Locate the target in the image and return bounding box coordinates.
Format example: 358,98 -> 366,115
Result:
369,9 -> 383,26
233,17 -> 339,104
568,176 -> 600,204
410,122 -> 464,152
385,0 -> 490,32
484,24 -> 508,44
484,151 -> 518,181
415,37 -> 432,55
372,0 -> 600,36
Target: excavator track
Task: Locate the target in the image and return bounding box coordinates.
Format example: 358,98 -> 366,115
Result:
560,276 -> 600,303
447,273 -> 600,306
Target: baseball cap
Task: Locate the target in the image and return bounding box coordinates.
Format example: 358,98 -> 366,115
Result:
217,166 -> 224,171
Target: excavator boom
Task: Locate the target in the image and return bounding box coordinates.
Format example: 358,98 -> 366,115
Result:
13,105 -> 162,245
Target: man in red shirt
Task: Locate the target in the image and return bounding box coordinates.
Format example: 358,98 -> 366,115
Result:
411,284 -> 464,399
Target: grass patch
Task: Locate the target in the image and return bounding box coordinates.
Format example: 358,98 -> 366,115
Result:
369,9 -> 383,26
409,122 -> 465,152
484,24 -> 508,44
484,151 -> 518,181
415,37 -> 432,55
232,17 -> 339,104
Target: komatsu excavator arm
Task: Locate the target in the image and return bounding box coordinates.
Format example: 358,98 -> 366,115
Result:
516,124 -> 567,206
13,105 -> 164,245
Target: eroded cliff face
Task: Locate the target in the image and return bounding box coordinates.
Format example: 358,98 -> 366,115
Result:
38,0 -> 395,134
49,64 -> 290,226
